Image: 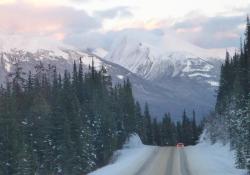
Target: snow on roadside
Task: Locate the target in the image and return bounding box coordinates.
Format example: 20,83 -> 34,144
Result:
186,132 -> 247,175
89,134 -> 156,175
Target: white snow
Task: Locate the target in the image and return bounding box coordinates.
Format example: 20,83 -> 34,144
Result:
0,33 -> 105,76
89,132 -> 247,175
92,48 -> 109,58
0,34 -> 75,58
117,75 -> 124,80
186,132 -> 247,175
105,31 -> 223,81
5,62 -> 11,72
207,80 -> 219,87
188,73 -> 212,78
183,60 -> 214,73
89,134 -> 156,175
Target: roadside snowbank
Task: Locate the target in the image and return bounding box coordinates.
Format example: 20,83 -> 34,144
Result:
186,133 -> 247,175
89,134 -> 156,175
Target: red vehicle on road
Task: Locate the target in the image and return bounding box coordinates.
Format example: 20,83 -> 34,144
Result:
176,143 -> 184,148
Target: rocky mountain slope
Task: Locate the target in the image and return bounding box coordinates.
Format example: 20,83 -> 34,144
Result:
101,32 -> 225,119
0,34 -> 225,119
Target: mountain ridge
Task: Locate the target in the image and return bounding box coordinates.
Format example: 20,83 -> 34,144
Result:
0,34 -> 223,119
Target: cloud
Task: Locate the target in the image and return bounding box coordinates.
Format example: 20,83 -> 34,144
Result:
0,0 -> 247,50
0,1 -> 101,40
94,6 -> 133,19
65,28 -> 166,51
65,14 -> 247,50
0,0 -> 15,4
171,14 -> 246,48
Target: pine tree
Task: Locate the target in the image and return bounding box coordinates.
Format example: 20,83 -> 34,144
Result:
152,118 -> 161,145
181,110 -> 193,145
192,110 -> 198,145
135,101 -> 145,141
0,57 -> 205,174
206,16 -> 250,172
144,103 -> 153,145
16,144 -> 35,175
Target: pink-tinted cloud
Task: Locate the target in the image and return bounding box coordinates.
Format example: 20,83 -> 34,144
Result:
172,14 -> 246,48
214,31 -> 239,40
176,26 -> 202,33
0,1 -> 101,39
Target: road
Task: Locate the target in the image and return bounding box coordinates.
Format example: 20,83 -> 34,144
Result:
135,147 -> 192,175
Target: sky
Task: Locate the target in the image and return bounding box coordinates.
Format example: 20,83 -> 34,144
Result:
0,0 -> 250,50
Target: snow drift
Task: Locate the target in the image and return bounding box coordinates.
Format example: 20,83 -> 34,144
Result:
186,132 -> 247,175
88,134 -> 156,175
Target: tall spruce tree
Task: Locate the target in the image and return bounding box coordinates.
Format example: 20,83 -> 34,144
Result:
144,103 -> 153,145
0,58 -> 204,174
206,17 -> 250,172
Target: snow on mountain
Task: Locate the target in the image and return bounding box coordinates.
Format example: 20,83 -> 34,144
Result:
100,30 -> 226,118
105,33 -> 223,84
0,34 -> 184,118
0,35 -> 103,82
0,33 -> 224,119
0,34 -> 73,58
92,48 -> 109,58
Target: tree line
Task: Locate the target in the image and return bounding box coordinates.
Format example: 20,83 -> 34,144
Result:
0,58 -> 201,175
205,17 -> 250,172
142,109 -> 202,146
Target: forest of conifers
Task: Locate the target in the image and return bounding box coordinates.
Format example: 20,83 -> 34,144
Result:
0,58 -> 201,174
205,17 -> 250,171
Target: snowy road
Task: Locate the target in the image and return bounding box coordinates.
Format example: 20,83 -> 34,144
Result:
89,136 -> 246,175
135,147 -> 192,175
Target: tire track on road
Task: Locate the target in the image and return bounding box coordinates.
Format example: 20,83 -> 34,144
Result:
133,147 -> 192,175
134,147 -> 160,175
165,147 -> 175,175
180,148 -> 192,175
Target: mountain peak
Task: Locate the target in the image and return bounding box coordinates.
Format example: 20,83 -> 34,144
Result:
0,34 -> 75,57
103,33 -> 223,83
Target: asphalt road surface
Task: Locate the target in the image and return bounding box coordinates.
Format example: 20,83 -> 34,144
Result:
135,147 -> 192,175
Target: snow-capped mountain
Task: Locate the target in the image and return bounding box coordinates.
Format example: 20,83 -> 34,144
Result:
0,35 -> 136,85
100,31 -> 227,118
0,35 -> 179,118
105,34 -> 223,86
0,33 -> 225,119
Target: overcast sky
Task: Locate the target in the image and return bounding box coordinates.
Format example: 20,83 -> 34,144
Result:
0,0 -> 250,49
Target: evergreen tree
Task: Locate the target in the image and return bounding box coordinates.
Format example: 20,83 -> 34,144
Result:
192,110 -> 198,145
152,118 -> 161,145
0,58 -> 203,174
206,17 -> 250,172
144,103 -> 153,145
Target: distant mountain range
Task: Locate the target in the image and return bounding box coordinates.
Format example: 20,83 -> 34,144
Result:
0,33 -> 226,120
